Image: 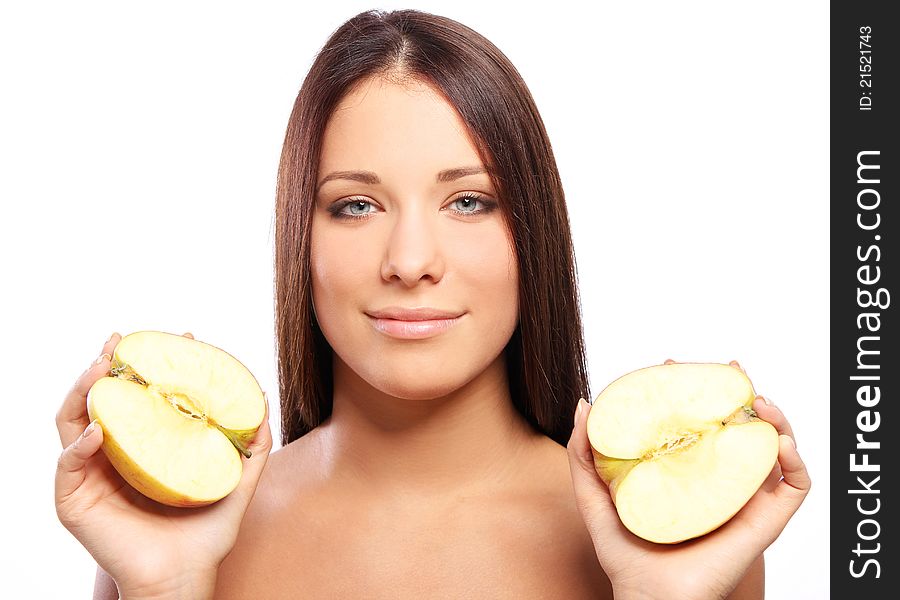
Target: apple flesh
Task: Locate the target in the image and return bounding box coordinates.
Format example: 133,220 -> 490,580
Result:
586,362 -> 779,544
87,331 -> 266,507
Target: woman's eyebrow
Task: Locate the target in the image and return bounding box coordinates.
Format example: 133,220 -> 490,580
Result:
436,165 -> 488,182
316,166 -> 489,193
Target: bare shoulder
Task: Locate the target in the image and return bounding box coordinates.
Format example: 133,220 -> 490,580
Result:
214,429 -> 328,599
518,436 -> 613,599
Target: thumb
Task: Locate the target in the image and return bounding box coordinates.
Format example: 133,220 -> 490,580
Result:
55,420 -> 103,509
221,394 -> 274,510
566,398 -> 625,541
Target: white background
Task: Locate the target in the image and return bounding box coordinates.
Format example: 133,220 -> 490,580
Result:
0,1 -> 828,597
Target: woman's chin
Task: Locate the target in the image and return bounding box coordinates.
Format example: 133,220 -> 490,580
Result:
369,376 -> 468,402
333,343 -> 504,402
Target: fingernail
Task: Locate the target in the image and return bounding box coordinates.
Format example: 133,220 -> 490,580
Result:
106,332 -> 118,344
781,434 -> 795,450
584,396 -> 593,406
758,395 -> 772,406
93,352 -> 111,366
84,420 -> 98,437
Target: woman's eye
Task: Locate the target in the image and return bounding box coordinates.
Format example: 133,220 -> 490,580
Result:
450,194 -> 497,215
328,198 -> 378,220
345,200 -> 375,217
450,194 -> 486,214
327,193 -> 497,221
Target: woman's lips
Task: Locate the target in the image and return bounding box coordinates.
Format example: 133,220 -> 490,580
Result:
368,315 -> 462,339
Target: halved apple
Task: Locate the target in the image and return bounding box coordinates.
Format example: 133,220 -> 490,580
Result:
586,362 -> 779,544
86,331 -> 266,507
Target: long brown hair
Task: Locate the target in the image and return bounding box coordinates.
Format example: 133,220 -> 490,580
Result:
275,9 -> 589,447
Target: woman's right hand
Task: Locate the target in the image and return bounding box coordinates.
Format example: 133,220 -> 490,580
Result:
55,332 -> 273,599
567,359 -> 810,600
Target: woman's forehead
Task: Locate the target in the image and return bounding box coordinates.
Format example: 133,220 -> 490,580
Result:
319,76 -> 484,181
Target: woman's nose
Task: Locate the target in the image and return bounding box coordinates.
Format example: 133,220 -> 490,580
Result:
380,204 -> 446,287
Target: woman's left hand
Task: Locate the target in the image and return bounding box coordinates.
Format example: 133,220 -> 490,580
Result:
567,360 -> 811,600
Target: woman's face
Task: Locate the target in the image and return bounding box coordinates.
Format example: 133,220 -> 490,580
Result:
311,75 -> 519,400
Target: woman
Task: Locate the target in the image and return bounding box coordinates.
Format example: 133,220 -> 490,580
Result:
55,9 -> 809,599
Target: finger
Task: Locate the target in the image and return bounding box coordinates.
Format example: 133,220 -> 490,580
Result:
758,454 -> 784,493
219,394 -> 274,511
57,333 -> 121,448
664,359 -> 676,365
183,332 -> 194,339
728,360 -> 746,374
723,436 -> 810,554
752,396 -> 796,448
774,434 -> 811,501
740,435 -> 811,546
55,420 -> 104,509
566,398 -> 623,539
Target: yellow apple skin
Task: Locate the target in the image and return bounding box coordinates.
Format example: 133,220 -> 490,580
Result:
229,427 -> 261,448
591,448 -> 638,502
210,422 -> 260,459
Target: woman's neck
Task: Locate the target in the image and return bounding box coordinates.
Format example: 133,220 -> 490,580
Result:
312,351 -> 542,498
